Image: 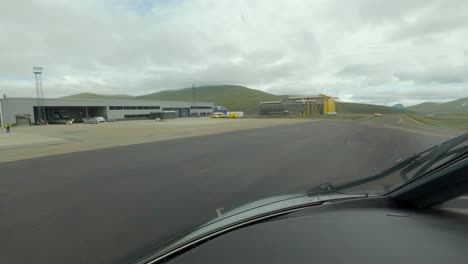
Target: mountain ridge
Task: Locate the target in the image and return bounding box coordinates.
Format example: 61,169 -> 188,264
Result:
62,85 -> 404,114
407,97 -> 468,114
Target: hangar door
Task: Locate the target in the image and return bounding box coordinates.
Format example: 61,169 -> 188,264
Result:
16,114 -> 31,126
162,108 -> 190,117
180,108 -> 190,117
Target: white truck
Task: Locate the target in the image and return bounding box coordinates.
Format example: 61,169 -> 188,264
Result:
226,111 -> 244,118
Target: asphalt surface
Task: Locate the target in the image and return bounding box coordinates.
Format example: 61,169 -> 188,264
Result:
0,115 -> 463,264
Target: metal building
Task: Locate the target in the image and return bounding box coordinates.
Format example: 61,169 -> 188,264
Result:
258,95 -> 337,116
0,97 -> 214,126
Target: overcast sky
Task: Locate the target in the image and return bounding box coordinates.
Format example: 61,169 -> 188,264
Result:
1,0 -> 467,106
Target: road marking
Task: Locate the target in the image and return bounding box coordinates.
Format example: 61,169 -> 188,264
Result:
397,116 -> 406,125
402,114 -> 424,126
383,124 -> 456,139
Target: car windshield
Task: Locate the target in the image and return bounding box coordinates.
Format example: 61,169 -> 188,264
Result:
0,1 -> 467,264
308,132 -> 468,195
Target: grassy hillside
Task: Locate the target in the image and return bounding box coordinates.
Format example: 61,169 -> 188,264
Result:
408,97 -> 468,114
406,113 -> 468,129
62,86 -> 402,115
336,102 -> 404,114
62,93 -> 135,100
136,85 -> 286,114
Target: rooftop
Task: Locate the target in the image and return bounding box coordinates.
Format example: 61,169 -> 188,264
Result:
0,97 -> 214,105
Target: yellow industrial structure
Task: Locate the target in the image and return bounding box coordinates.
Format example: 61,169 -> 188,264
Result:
300,94 -> 336,115
258,94 -> 337,116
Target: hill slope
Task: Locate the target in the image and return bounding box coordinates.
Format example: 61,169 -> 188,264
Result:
62,93 -> 135,100
136,85 -> 286,114
408,97 -> 468,114
392,104 -> 406,110
336,102 -> 404,114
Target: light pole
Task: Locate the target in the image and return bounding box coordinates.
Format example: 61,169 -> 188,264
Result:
192,84 -> 197,116
33,67 -> 44,124
33,67 -> 45,124
0,96 -> 4,128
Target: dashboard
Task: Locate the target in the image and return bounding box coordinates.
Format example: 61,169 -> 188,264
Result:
169,197 -> 468,264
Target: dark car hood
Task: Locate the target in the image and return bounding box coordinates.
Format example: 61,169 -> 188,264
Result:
132,192 -> 366,264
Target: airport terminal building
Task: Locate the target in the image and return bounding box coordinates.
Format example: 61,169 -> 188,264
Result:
0,97 -> 214,126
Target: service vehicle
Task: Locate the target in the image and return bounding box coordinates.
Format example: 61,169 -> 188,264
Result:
210,112 -> 225,118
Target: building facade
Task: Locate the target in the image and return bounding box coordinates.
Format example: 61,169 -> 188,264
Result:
0,97 -> 214,126
258,95 -> 336,116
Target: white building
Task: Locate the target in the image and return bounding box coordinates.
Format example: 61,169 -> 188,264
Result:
0,97 -> 214,126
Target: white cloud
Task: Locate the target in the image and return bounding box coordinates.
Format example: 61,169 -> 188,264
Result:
0,0 -> 466,105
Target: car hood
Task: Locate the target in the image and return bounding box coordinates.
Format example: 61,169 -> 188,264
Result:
132,192 -> 366,264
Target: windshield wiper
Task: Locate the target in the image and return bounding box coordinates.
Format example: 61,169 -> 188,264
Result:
400,133 -> 468,181
307,132 -> 468,196
307,153 -> 424,196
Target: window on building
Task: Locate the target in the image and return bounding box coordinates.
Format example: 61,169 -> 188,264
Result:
109,106 -> 159,110
124,114 -> 150,119
190,106 -> 213,109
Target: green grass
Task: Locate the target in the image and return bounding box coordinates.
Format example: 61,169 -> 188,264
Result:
406,114 -> 468,129
244,114 -> 368,120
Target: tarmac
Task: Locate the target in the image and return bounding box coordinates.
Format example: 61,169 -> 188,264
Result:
0,115 -> 466,264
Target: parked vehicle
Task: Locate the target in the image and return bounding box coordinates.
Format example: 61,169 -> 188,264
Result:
47,110 -> 70,124
210,112 -> 225,118
227,111 -> 244,118
83,118 -> 99,124
94,117 -> 106,122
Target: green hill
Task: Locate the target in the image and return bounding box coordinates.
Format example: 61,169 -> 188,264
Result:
336,102 -> 404,114
136,85 -> 287,114
62,93 -> 135,100
407,97 -> 468,114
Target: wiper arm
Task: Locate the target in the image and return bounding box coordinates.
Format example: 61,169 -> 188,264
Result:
307,152 -> 425,196
307,132 -> 468,196
400,132 -> 468,180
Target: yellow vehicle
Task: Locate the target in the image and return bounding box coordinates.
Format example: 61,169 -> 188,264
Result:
373,113 -> 383,117
210,113 -> 225,118
227,113 -> 238,118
